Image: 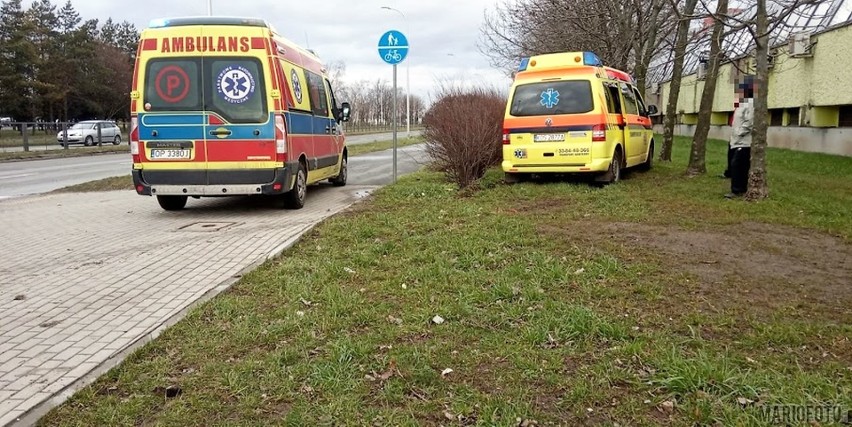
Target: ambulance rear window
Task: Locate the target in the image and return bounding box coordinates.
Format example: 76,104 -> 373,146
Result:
510,80 -> 594,116
143,57 -> 267,123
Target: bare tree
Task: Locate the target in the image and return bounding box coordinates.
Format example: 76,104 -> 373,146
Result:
479,0 -> 676,90
686,0 -> 729,176
660,0 -> 700,162
746,0 -> 771,200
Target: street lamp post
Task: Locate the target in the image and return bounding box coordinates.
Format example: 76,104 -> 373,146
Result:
381,6 -> 410,137
207,0 -> 213,16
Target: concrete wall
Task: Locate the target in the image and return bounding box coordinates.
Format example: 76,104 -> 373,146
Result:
653,124 -> 852,156
650,22 -> 852,156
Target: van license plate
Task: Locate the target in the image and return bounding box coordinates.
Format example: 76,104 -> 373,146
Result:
534,133 -> 565,142
150,149 -> 191,160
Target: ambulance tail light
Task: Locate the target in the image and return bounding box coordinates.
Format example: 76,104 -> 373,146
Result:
275,115 -> 288,163
592,124 -> 607,142
502,128 -> 510,145
130,116 -> 140,162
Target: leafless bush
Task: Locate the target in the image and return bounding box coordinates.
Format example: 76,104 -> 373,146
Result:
423,85 -> 506,189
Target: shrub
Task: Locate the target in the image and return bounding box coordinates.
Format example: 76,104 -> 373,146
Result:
423,86 -> 506,189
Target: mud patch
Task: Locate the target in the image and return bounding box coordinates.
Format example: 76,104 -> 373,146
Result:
543,221 -> 852,318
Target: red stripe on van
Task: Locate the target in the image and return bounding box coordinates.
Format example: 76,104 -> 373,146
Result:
251,37 -> 265,50
141,39 -> 157,51
205,140 -> 276,162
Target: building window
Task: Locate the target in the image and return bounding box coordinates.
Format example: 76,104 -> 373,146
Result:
787,108 -> 800,127
770,109 -> 783,126
839,105 -> 852,127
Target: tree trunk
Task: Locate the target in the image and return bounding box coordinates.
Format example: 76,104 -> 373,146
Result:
660,0 -> 699,161
686,0 -> 728,176
746,0 -> 770,200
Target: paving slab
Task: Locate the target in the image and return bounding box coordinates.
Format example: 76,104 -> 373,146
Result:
0,185 -> 376,426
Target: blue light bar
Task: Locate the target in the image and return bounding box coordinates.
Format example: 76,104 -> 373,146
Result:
583,52 -> 603,67
518,57 -> 530,72
148,18 -> 169,28
147,17 -> 269,29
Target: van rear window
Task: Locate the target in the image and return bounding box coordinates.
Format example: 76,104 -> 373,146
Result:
143,57 -> 267,123
510,81 -> 594,116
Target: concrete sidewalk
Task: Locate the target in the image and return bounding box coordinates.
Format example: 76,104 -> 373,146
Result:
0,185 -> 376,426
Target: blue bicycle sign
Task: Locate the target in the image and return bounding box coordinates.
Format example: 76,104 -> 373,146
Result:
378,30 -> 408,65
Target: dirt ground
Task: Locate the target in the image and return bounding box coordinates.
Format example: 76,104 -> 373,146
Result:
546,220 -> 852,322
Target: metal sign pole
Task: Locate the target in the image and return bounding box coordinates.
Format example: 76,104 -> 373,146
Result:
392,63 -> 398,184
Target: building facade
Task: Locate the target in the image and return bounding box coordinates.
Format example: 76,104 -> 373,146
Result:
647,21 -> 852,156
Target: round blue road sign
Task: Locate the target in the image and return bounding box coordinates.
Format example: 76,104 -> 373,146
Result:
378,30 -> 409,65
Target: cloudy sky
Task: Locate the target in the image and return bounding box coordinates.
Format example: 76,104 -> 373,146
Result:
68,0 -> 513,103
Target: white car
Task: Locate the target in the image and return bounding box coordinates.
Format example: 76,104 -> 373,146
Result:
57,120 -> 123,146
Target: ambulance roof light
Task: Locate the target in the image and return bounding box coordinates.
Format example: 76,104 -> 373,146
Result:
518,57 -> 530,72
583,52 -> 603,67
147,16 -> 269,29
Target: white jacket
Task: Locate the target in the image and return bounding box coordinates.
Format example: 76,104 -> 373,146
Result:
730,99 -> 754,148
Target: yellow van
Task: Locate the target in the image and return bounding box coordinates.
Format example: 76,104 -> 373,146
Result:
130,16 -> 350,210
502,51 -> 657,183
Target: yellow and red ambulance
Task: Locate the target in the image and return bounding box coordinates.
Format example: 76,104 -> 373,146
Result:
502,51 -> 657,184
130,16 -> 350,210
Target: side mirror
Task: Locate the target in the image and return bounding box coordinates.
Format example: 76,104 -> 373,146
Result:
340,102 -> 351,122
647,105 -> 659,116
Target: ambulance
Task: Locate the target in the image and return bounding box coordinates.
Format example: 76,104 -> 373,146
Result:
130,16 -> 350,210
502,51 -> 657,184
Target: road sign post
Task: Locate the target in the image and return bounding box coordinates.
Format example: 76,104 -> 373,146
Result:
378,30 -> 409,184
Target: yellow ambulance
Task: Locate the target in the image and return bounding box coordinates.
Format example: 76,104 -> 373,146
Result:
130,16 -> 350,210
502,51 -> 657,184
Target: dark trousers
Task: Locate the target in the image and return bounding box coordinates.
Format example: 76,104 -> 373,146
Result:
730,147 -> 751,194
723,146 -> 734,178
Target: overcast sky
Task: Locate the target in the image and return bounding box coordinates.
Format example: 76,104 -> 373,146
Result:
68,0 -> 512,103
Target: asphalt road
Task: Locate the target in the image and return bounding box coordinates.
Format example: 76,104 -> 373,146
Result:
0,135 -> 427,198
0,130 -> 420,154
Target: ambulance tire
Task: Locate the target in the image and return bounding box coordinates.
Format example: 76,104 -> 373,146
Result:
283,162 -> 307,210
638,141 -> 654,171
600,149 -> 622,185
330,155 -> 347,187
157,195 -> 187,211
504,172 -> 527,184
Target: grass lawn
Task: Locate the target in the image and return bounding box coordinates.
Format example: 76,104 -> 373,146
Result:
0,145 -> 128,162
40,136 -> 851,426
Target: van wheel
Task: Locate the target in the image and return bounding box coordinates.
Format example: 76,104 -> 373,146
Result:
84,136 -> 93,146
330,155 -> 347,187
638,141 -> 654,171
600,150 -> 622,184
157,195 -> 187,211
284,162 -> 307,209
504,172 -> 527,184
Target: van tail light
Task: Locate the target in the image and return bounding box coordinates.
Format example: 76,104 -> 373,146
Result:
130,116 -> 140,162
275,115 -> 288,163
502,128 -> 510,145
592,124 -> 607,142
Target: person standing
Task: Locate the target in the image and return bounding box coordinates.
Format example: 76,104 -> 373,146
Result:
726,80 -> 754,198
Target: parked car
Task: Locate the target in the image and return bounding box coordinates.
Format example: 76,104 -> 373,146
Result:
0,117 -> 12,128
57,120 -> 123,146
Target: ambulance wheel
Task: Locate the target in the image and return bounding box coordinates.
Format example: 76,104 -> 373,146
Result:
330,155 -> 347,187
638,141 -> 654,171
284,162 -> 307,209
504,172 -> 527,184
600,150 -> 622,184
157,195 -> 187,211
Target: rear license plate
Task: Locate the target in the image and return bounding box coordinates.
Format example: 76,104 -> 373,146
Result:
534,133 -> 565,142
150,149 -> 191,160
